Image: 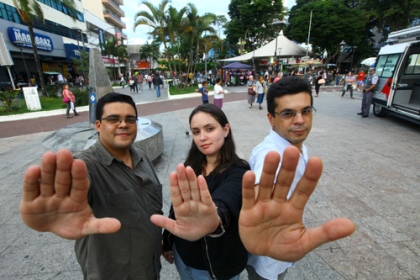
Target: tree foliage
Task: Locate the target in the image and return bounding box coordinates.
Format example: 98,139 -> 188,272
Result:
287,0 -> 369,63
224,0 -> 286,56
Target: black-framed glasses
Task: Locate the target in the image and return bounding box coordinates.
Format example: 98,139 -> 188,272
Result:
273,107 -> 316,120
101,115 -> 138,124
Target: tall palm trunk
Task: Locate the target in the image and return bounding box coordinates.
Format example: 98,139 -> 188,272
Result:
28,24 -> 48,96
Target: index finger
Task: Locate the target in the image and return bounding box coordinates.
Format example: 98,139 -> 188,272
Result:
22,166 -> 42,202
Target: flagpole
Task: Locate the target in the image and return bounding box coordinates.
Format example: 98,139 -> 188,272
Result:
304,11 -> 313,75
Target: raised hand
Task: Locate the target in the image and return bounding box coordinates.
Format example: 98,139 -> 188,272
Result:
20,149 -> 121,239
239,147 -> 356,262
150,164 -> 219,241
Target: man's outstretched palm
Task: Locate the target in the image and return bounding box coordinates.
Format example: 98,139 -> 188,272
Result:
20,149 -> 121,239
239,148 -> 356,262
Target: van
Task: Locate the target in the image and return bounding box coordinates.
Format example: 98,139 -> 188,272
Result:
372,25 -> 420,125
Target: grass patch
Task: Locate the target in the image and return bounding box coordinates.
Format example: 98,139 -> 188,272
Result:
0,96 -> 66,116
169,85 -> 214,95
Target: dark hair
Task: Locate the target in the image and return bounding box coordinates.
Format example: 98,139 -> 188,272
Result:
215,77 -> 221,84
96,93 -> 138,121
184,104 -> 248,175
267,76 -> 313,116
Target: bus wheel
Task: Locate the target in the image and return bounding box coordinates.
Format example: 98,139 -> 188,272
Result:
373,104 -> 387,117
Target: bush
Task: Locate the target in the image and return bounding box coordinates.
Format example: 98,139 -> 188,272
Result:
0,89 -> 20,112
71,87 -> 89,106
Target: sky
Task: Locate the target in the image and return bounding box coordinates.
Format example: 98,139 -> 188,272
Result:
121,0 -> 296,44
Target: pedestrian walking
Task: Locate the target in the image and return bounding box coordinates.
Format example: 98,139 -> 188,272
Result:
147,75 -> 153,89
62,84 -> 78,118
137,73 -> 143,92
342,71 -> 356,98
213,77 -> 225,108
247,75 -> 257,108
153,73 -> 163,97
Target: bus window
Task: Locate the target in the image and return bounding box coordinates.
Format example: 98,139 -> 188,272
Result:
376,54 -> 400,78
404,54 -> 420,74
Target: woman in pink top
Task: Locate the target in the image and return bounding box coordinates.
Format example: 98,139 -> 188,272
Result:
273,72 -> 282,83
342,71 -> 356,99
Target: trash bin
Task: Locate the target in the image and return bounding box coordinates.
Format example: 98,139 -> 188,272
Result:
168,79 -> 173,87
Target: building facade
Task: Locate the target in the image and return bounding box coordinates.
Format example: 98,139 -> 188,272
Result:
0,0 -> 127,88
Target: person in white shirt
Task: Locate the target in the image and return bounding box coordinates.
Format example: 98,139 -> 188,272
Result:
247,76 -> 315,280
213,77 -> 225,108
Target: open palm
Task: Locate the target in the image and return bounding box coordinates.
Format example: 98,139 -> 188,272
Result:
20,149 -> 121,239
150,164 -> 219,241
239,148 -> 356,262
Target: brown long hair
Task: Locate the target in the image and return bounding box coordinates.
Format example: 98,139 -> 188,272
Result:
184,104 -> 248,176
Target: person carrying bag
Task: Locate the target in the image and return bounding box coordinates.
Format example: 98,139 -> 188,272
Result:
62,84 -> 79,118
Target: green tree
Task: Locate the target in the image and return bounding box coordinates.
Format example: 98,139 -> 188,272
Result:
102,36 -> 128,81
224,0 -> 285,55
363,0 -> 420,32
134,0 -> 172,73
182,4 -> 217,77
287,0 -> 365,64
13,0 -> 77,96
140,42 -> 160,74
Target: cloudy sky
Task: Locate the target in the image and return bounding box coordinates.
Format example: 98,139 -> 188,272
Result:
121,0 -> 296,44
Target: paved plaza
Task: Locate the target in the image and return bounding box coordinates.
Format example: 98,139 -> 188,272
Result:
0,84 -> 419,279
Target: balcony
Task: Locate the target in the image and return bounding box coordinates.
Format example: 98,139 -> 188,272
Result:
114,28 -> 127,39
102,0 -> 125,18
104,10 -> 126,30
113,0 -> 123,5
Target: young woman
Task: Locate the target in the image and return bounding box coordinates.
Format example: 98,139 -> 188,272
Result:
213,77 -> 225,108
62,84 -> 78,118
342,71 -> 356,99
162,104 -> 250,280
256,76 -> 267,110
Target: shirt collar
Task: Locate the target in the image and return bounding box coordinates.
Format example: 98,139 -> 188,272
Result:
94,140 -> 142,166
269,129 -> 308,159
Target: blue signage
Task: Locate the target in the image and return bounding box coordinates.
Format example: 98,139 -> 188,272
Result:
7,27 -> 53,52
98,28 -> 106,51
64,43 -> 90,60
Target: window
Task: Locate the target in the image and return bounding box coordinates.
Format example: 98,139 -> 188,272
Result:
404,54 -> 420,74
376,54 -> 401,78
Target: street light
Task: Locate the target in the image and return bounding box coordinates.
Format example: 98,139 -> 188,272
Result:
71,27 -> 86,80
350,46 -> 358,71
272,21 -> 283,74
338,40 -> 347,68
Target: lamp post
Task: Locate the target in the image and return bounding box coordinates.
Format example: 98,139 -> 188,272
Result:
350,46 -> 357,71
19,48 -> 30,85
71,27 -> 86,80
338,40 -> 347,68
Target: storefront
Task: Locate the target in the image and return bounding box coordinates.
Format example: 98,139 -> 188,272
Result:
0,19 -> 73,87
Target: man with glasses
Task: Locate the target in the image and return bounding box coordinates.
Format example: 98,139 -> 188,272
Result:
20,93 -> 163,279
246,76 -> 315,280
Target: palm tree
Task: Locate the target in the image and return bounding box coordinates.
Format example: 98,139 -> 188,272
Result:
183,4 -> 217,77
134,0 -> 171,73
13,0 -> 77,96
164,6 -> 188,76
102,36 -> 128,81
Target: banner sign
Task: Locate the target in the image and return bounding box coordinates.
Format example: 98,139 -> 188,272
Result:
7,27 -> 53,52
98,28 -> 106,51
